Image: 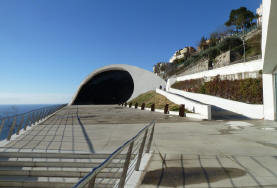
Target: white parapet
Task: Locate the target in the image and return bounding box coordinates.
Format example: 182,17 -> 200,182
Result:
176,59 -> 263,82
156,88 -> 211,120
263,74 -> 275,120
169,88 -> 264,119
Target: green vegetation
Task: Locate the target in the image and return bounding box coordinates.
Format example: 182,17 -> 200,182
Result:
128,91 -> 190,112
176,7 -> 258,66
245,32 -> 261,58
225,7 -> 257,32
169,36 -> 244,76
172,76 -> 263,104
154,6 -> 261,79
168,31 -> 261,77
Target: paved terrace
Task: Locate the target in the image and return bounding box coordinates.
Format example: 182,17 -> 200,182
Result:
141,120 -> 277,188
0,105 -> 192,153
1,105 -> 277,187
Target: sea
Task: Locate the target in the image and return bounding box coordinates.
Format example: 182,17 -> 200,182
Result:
0,104 -> 52,118
0,104 -> 57,141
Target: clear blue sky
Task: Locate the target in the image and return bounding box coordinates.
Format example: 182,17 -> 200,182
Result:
0,0 -> 261,104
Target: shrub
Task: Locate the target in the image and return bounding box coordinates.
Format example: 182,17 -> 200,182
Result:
172,76 -> 263,104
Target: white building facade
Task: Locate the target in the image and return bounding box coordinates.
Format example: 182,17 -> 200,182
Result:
261,0 -> 277,120
256,3 -> 263,26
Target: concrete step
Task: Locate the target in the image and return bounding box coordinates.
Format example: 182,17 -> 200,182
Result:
0,166 -> 122,173
0,152 -> 132,160
0,152 -> 125,187
0,160 -> 124,168
0,176 -> 115,188
0,157 -> 105,163
0,166 -> 122,177
0,168 -> 121,178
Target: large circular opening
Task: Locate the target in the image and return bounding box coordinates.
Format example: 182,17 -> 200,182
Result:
73,70 -> 134,105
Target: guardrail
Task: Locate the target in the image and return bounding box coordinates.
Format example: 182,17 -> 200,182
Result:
73,120 -> 155,188
0,104 -> 66,141
230,54 -> 262,65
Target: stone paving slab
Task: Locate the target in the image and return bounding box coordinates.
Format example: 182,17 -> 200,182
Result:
140,154 -> 277,188
139,120 -> 277,188
42,105 -> 198,125
1,105 -> 195,153
2,105 -> 277,187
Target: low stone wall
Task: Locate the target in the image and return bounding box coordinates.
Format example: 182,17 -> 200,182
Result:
178,51 -> 231,76
181,59 -> 209,76
213,51 -> 231,69
214,70 -> 262,82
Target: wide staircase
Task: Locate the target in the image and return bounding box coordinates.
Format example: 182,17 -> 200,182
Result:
0,151 -> 126,188
0,105 -> 155,188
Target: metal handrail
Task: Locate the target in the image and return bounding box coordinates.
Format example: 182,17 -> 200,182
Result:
230,54 -> 262,65
0,104 -> 66,141
0,104 -> 65,120
73,120 -> 155,188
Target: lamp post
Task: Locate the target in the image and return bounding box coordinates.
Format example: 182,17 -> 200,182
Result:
242,29 -> 246,62
243,37 -> 246,62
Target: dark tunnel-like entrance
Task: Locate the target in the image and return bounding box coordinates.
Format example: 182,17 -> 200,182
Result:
73,70 -> 134,105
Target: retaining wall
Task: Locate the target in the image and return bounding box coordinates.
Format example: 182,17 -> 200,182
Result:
175,59 -> 263,82
169,88 -> 264,119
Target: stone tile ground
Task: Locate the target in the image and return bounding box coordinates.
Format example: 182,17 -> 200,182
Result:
1,105 -> 277,187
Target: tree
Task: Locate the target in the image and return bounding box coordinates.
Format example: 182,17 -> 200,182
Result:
225,7 -> 256,32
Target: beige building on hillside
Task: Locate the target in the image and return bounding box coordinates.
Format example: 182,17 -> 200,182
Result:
169,46 -> 196,63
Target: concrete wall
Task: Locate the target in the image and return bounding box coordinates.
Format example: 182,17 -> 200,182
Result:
70,64 -> 166,105
262,0 -> 271,62
166,59 -> 263,90
169,88 -> 264,119
166,77 -> 177,91
156,88 -> 211,120
263,74 -> 275,120
175,59 -> 263,82
262,0 -> 277,120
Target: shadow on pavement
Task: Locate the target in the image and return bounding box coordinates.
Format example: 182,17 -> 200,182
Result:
211,106 -> 250,120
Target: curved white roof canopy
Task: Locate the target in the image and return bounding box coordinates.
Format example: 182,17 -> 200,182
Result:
70,64 -> 166,105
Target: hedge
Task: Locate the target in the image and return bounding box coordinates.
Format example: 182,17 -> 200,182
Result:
171,76 -> 263,104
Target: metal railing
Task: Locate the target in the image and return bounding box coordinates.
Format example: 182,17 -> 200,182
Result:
175,53 -> 262,77
228,25 -> 260,39
0,104 -> 66,141
73,121 -> 155,188
230,54 -> 262,65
